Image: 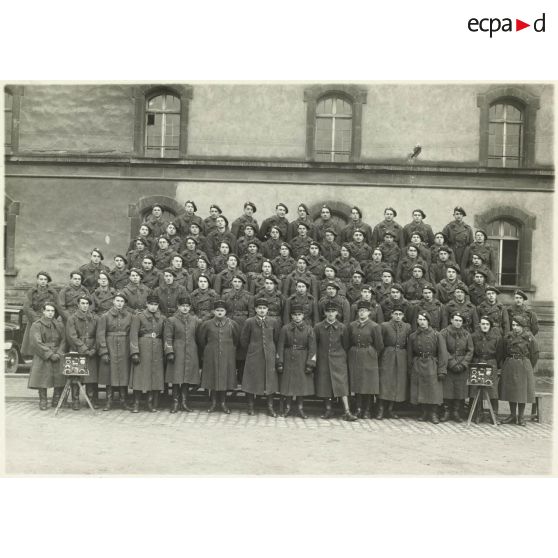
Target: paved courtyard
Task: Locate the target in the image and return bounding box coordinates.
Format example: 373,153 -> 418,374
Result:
3,398 -> 554,475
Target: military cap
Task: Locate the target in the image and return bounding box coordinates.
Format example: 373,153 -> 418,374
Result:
227,254 -> 240,265
129,267 -> 144,278
297,221 -> 310,230
391,283 -> 404,293
434,231 -> 448,242
410,230 -> 424,241
279,242 -> 291,250
297,255 -> 310,264
185,236 -> 199,245
352,228 -> 365,237
114,254 -> 128,264
171,254 -> 184,263
381,267 -> 394,277
152,204 -> 163,211
383,230 -> 395,238
413,209 -> 426,219
157,235 -> 170,244
146,294 -> 160,304
341,243 -> 353,254
360,284 -> 376,294
263,275 -> 279,285
416,310 -> 431,323
37,271 -> 52,282
324,302 -> 339,312
255,298 -> 269,308
184,200 -> 198,211
134,236 -> 147,246
325,281 -> 341,292
309,241 -> 321,250
114,291 -> 128,302
162,268 -> 177,277
450,311 -> 464,320
91,248 -> 104,260
276,203 -> 289,214
352,206 -> 363,218
244,224 -> 256,232
270,225 -> 282,236
485,285 -> 500,294
219,240 -> 233,251
217,215 -> 229,227
295,277 -> 311,288
213,300 -> 227,310
247,239 -> 260,248
446,263 -> 460,273
298,203 -> 310,215
197,274 -> 211,283
77,294 -> 92,304
324,264 -> 338,273
473,268 -> 488,278
384,207 -> 398,217
454,282 -> 468,294
412,263 -> 426,273
244,201 -> 257,213
511,315 -> 528,327
438,245 -> 451,254
189,222 -> 201,231
453,206 -> 467,216
231,273 -> 247,284
324,228 -> 338,237
70,270 -> 84,279
177,294 -> 191,305
514,289 -> 528,300
167,221 -> 178,230
98,271 -> 111,282
352,270 -> 365,278
357,300 -> 371,310
472,253 -> 485,262
422,282 -> 435,293
321,204 -> 332,213
210,204 -> 223,214
142,255 -> 155,265
475,229 -> 488,240
290,304 -> 304,314
479,315 -> 494,326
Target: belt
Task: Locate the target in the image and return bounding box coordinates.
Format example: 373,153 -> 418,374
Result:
140,333 -> 161,339
289,345 -> 306,350
107,332 -> 127,337
355,344 -> 372,348
417,352 -> 433,358
392,345 -> 404,349
508,354 -> 525,359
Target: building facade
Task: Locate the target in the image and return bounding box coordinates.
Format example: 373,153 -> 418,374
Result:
3,82 -> 554,369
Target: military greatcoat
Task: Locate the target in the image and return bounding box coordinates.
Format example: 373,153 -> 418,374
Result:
28,317 -> 66,389
379,320 -> 411,402
122,282 -> 151,314
500,331 -> 538,403
92,286 -> 117,316
347,319 -> 384,394
164,312 -> 201,385
21,285 -> 60,355
477,301 -> 510,336
66,309 -> 99,384
439,325 -> 474,399
442,220 -> 474,266
57,284 -> 91,321
470,328 -> 503,400
79,262 -> 111,293
314,320 -> 350,398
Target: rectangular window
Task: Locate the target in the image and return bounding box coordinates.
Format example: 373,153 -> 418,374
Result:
4,92 -> 13,147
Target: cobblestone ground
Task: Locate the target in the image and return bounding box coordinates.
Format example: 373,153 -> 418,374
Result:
4,395 -> 554,476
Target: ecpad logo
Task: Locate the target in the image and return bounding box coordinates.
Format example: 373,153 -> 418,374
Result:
468,13 -> 546,37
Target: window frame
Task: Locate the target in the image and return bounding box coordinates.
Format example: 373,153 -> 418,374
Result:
4,194 -> 21,276
477,86 -> 539,168
304,85 -> 367,163
485,219 -> 521,286
133,84 -> 193,158
4,85 -> 23,155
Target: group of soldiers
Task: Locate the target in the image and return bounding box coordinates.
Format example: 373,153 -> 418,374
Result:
23,201 -> 540,424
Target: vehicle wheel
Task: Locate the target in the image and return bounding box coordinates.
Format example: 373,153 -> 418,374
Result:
5,348 -> 20,374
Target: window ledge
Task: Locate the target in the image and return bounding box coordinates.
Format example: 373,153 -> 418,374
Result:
496,285 -> 535,294
4,269 -> 19,277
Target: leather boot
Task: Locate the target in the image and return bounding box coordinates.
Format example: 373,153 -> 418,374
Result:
38,388 -> 48,411
417,405 -> 428,421
385,400 -> 399,419
52,387 -> 63,408
246,393 -> 255,415
87,384 -> 100,409
131,390 -> 140,413
119,387 -> 130,410
296,397 -> 307,419
146,391 -> 155,412
152,390 -> 159,412
103,387 -> 113,411
354,394 -> 362,418
342,408 -> 358,421
375,399 -> 385,420
282,397 -> 291,417
267,395 -> 277,418
429,404 -> 440,424
220,391 -> 231,414
361,395 -> 371,419
439,402 -> 450,422
71,383 -> 80,410
517,403 -> 526,426
170,385 -> 180,414
321,398 -> 334,419
181,384 -> 193,412
452,400 -> 463,423
208,391 -> 218,413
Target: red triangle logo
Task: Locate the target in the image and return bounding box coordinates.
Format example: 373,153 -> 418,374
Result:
516,19 -> 530,31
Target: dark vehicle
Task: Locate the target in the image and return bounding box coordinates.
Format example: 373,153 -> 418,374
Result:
4,306 -> 25,374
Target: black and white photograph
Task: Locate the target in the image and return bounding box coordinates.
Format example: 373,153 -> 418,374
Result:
2,80 -> 554,475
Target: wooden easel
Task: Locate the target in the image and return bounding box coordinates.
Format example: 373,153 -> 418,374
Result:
466,386 -> 497,427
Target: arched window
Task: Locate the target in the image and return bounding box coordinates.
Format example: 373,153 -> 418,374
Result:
145,93 -> 181,158
488,102 -> 523,168
485,219 -> 520,286
133,84 -> 193,158
315,96 -> 353,162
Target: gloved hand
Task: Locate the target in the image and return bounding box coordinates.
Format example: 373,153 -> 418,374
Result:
131,354 -> 141,365
276,363 -> 284,373
305,365 -> 314,374
101,354 -> 110,364
437,373 -> 445,381
166,353 -> 175,363
87,349 -> 96,357
49,353 -> 61,362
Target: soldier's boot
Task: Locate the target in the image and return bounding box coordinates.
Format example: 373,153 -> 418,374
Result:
321,398 -> 334,420
51,387 -> 63,408
71,383 -> 80,411
246,393 -> 255,416
282,396 -> 291,417
429,404 -> 440,424
361,395 -> 371,419
417,405 -> 428,421
296,397 -> 307,419
38,388 -> 48,411
87,384 -> 100,409
170,385 -> 180,414
131,390 -> 140,413
103,387 -> 113,411
439,401 -> 451,422
354,394 -> 362,418
181,384 -> 193,412
267,395 -> 277,418
375,399 -> 385,420
517,403 -> 527,427
220,391 -> 231,414
152,390 -> 160,412
490,399 -> 499,418
387,400 -> 399,419
146,391 -> 155,413
452,400 -> 464,423
500,402 -> 517,425
119,387 -> 131,410
208,391 -> 218,413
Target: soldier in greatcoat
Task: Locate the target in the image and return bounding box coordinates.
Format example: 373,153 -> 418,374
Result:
317,282 -> 351,324
376,231 -> 401,271
57,271 -> 91,322
349,285 -> 384,323
127,223 -> 156,255
91,272 -> 117,315
371,207 -> 405,249
442,283 -> 479,332
477,285 -> 510,336
180,236 -> 207,270
129,294 -> 167,413
463,253 -> 496,286
214,254 -> 245,296
319,265 -> 346,299
407,311 -> 448,423
361,248 -> 386,289
21,271 -> 59,356
190,275 -> 219,321
380,284 -> 411,322
402,264 -> 430,303
332,245 -> 362,287
461,229 -> 496,275
240,241 -> 265,275
378,309 -> 411,419
143,204 -> 169,239
122,268 -> 151,314
175,200 -> 204,236
79,248 -> 110,293
439,312 -> 474,422
198,300 -> 240,413
396,245 -> 429,284
211,241 -> 232,275
127,237 -> 152,270
262,226 -> 283,260
152,268 -> 188,317
306,241 -> 328,279
253,276 -> 284,327
430,246 -> 455,285
162,254 -> 192,291
203,204 -> 223,237
287,203 -> 315,241
320,229 -> 341,263
436,263 -> 462,304
430,233 -> 456,264
66,295 -> 99,409
259,203 -> 289,241
467,270 -> 488,307
290,222 -> 313,259
28,301 -> 66,410
283,256 -> 319,299
313,205 -> 341,242
140,255 -> 163,290
241,299 -> 281,416
410,283 -> 444,331
154,236 -> 178,270
236,225 -> 262,258
402,209 -> 435,247
345,270 -> 366,305
507,289 -> 539,336
500,315 -> 539,426
347,301 -> 384,419
314,303 -> 358,421
164,294 -> 201,413
283,278 -> 319,326
249,260 -> 282,296
341,206 -> 373,245
271,242 -> 297,281
347,229 -> 374,264
230,201 -> 259,239
442,206 -> 474,268
207,215 -> 236,259
276,304 -> 317,418
109,254 -> 130,290
191,255 -> 215,288
164,221 -> 182,252
97,292 -> 133,411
